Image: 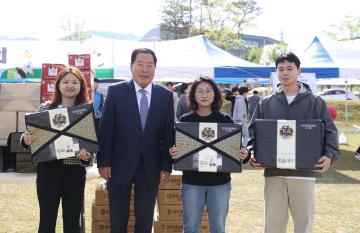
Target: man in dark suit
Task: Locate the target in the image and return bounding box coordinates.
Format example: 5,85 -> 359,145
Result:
97,48 -> 174,233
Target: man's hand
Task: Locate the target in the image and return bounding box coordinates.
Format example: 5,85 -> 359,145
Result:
314,156 -> 332,172
160,171 -> 170,182
236,147 -> 248,161
98,167 -> 111,181
250,155 -> 263,169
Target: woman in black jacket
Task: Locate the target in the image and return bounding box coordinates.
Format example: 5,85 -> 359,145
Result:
22,66 -> 92,233
169,76 -> 249,233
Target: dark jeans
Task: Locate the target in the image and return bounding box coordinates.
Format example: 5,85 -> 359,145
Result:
36,160 -> 86,233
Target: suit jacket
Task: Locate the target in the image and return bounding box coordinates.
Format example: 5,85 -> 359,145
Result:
97,80 -> 174,186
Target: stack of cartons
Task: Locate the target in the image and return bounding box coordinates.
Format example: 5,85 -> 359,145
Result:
154,172 -> 210,233
92,182 -> 135,233
41,63 -> 65,103
68,54 -> 93,99
0,82 -> 40,171
8,132 -> 35,173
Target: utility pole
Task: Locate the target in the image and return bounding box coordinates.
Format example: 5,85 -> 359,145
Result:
189,0 -> 192,37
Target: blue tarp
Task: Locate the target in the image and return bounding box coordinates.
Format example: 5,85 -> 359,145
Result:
200,36 -> 274,82
300,37 -> 339,78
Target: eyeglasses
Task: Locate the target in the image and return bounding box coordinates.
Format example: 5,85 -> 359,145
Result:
195,88 -> 214,95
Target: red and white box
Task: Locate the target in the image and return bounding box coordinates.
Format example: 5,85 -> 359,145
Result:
41,79 -> 56,94
68,54 -> 91,70
41,93 -> 53,103
42,63 -> 65,79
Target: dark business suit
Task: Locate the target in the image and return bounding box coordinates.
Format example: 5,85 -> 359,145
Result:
97,80 -> 174,233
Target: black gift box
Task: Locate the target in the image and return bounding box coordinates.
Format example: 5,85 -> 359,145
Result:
25,103 -> 99,163
254,119 -> 324,169
174,122 -> 242,173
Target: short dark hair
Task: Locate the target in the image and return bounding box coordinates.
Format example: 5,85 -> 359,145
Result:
253,90 -> 258,95
239,86 -> 249,95
275,52 -> 301,69
231,87 -> 239,93
165,82 -> 173,86
189,76 -> 223,112
131,48 -> 157,66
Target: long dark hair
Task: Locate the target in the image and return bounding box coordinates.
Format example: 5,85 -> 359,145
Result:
49,66 -> 89,108
189,76 -> 223,112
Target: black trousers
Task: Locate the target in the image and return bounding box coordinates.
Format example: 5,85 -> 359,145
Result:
36,160 -> 86,233
108,157 -> 158,233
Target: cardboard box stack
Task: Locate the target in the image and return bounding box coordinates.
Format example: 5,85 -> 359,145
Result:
0,83 -> 40,171
154,171 -> 210,233
8,132 -> 35,173
41,63 -> 65,103
92,180 -> 135,233
68,54 -> 93,98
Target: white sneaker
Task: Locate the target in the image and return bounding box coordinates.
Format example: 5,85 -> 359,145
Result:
354,153 -> 360,160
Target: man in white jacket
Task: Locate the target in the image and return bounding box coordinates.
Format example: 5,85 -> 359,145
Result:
233,86 -> 249,146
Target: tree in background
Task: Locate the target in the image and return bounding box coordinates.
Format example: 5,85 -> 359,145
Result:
260,42 -> 289,65
160,0 -> 261,57
226,0 -> 261,38
58,14 -> 90,41
160,0 -> 191,40
244,46 -> 262,64
323,14 -> 360,41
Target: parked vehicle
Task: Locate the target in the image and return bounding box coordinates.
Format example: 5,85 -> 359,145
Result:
318,89 -> 359,100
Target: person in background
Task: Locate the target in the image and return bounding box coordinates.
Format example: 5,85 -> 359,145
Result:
225,86 -> 239,118
327,104 -> 337,121
354,146 -> 360,160
169,76 -> 249,233
176,82 -> 192,120
248,52 -> 340,233
93,78 -> 104,127
21,66 -> 93,233
248,89 -> 261,119
97,48 -> 174,233
166,82 -> 179,121
233,86 -> 250,146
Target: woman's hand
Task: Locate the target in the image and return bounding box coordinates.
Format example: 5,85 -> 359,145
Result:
23,130 -> 37,146
236,147 -> 248,161
169,146 -> 179,159
76,148 -> 92,161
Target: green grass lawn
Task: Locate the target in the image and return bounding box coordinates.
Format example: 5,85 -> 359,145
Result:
0,135 -> 359,233
0,100 -> 358,233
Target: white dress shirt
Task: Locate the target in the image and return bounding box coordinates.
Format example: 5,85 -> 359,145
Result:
133,80 -> 152,112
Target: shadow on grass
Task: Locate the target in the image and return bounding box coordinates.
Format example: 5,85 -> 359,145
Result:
317,148 -> 360,184
316,169 -> 360,184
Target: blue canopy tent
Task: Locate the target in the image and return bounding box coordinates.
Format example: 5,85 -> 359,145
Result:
200,36 -> 274,83
300,36 -> 360,125
300,36 -> 339,78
